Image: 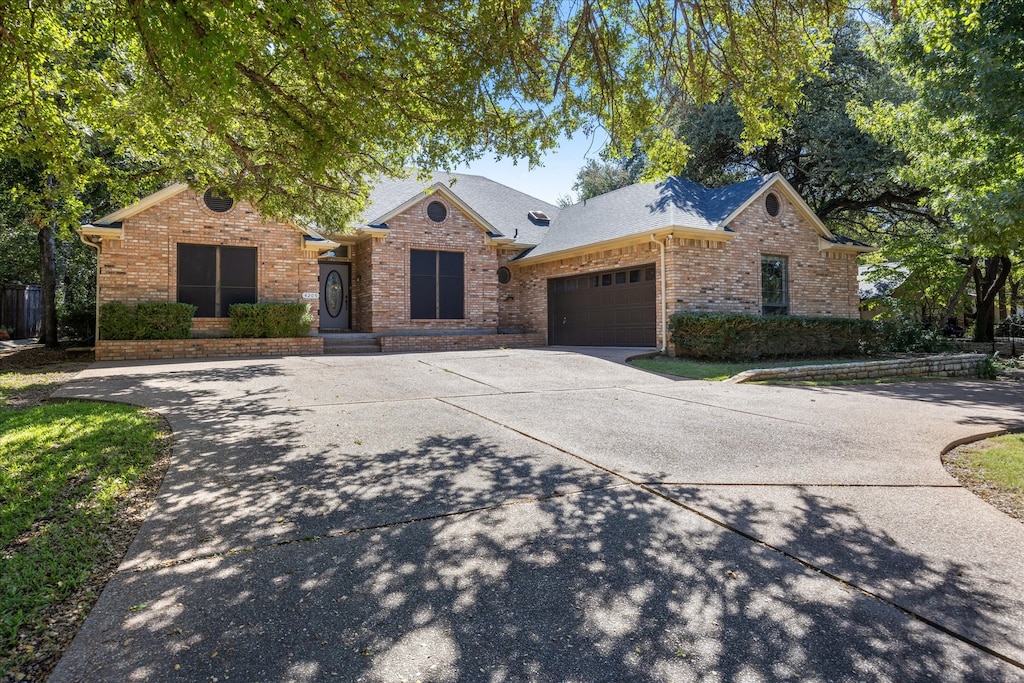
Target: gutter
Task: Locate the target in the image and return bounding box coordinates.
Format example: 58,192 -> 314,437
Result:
651,234 -> 668,353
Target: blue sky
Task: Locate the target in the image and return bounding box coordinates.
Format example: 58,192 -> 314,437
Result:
453,129 -> 609,206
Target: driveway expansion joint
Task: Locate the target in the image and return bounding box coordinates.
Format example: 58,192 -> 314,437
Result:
439,397 -> 1024,672
622,386 -> 815,425
122,482 -> 630,574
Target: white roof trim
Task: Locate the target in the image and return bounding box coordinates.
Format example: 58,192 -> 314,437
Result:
95,183 -> 190,224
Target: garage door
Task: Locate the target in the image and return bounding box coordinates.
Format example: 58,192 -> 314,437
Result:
548,264 -> 657,346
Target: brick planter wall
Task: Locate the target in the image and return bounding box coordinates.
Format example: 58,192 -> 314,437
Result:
96,337 -> 323,361
725,354 -> 990,384
379,332 -> 545,353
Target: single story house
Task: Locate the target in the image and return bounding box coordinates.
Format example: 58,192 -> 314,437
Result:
79,172 -> 872,357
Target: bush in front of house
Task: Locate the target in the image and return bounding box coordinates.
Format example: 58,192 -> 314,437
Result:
669,312 -> 881,361
99,302 -> 196,340
875,313 -> 953,354
229,302 -> 313,338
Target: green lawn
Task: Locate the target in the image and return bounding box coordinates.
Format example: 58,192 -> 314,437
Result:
962,433 -> 1024,492
0,371 -> 166,676
629,356 -> 853,381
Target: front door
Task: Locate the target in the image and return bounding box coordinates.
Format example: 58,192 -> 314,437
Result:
318,263 -> 351,331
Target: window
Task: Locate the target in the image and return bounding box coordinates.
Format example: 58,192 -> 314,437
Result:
761,254 -> 789,315
497,266 -> 512,284
177,244 -> 257,317
410,249 -> 464,319
765,192 -> 780,217
426,201 -> 448,223
203,188 -> 234,213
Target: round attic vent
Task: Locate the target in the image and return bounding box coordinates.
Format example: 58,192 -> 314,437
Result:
497,266 -> 512,284
204,188 -> 235,213
765,192 -> 780,217
427,200 -> 448,223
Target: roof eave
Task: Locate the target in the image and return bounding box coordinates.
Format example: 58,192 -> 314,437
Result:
514,226 -> 733,266
819,238 -> 876,254
95,183 -> 190,224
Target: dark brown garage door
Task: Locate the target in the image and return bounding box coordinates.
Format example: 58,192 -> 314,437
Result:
548,264 -> 657,346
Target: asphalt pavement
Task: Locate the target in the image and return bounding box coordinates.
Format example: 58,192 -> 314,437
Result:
48,348 -> 1024,682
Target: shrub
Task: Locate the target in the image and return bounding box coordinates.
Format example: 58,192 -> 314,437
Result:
669,312 -> 880,361
134,303 -> 196,339
98,302 -> 138,340
876,315 -> 953,353
58,304 -> 97,342
229,302 -> 312,338
99,301 -> 196,340
997,314 -> 1024,338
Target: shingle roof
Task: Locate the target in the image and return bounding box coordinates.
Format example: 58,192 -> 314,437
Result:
361,172 -> 559,247
518,174 -> 776,260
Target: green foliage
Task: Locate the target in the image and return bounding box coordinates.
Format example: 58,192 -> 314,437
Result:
98,302 -> 195,340
960,432 -> 1024,491
875,314 -> 953,353
857,0 -> 1024,256
229,303 -> 313,338
97,302 -> 137,341
669,312 -> 879,361
0,396 -> 164,669
997,315 -> 1024,338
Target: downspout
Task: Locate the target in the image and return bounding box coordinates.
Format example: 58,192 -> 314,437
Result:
78,232 -> 101,344
651,234 -> 667,353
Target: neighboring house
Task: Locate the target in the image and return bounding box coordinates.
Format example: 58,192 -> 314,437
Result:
858,263 -> 911,320
79,172 -> 872,354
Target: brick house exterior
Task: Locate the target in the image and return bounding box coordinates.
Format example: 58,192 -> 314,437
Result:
80,172 -> 871,356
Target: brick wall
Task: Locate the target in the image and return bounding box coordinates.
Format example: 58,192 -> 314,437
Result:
513,242 -> 662,344
95,189 -> 320,337
364,195 -> 502,332
511,189 -> 861,348
349,239 -> 373,332
695,191 -> 859,318
96,337 -> 323,361
379,332 -> 544,353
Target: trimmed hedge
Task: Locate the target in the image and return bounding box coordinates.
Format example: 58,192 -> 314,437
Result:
669,312 -> 880,361
229,303 -> 313,338
99,302 -> 196,340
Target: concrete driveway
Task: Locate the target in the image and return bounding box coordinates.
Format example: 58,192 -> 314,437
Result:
50,349 -> 1024,682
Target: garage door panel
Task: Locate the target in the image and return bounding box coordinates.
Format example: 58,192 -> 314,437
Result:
548,264 -> 656,347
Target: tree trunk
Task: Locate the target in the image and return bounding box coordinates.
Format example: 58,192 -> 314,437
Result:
941,256 -> 978,332
37,220 -> 59,347
972,256 -> 1013,343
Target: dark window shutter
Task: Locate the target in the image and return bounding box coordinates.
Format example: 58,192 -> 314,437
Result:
410,249 -> 438,319
437,251 -> 464,319
177,244 -> 216,317
219,246 -> 257,316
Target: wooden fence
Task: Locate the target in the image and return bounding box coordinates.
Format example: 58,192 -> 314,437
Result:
1,284 -> 42,339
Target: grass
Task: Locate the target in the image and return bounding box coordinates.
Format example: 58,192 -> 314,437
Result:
0,370 -> 167,676
961,434 -> 1024,492
944,432 -> 1024,524
629,356 -> 855,381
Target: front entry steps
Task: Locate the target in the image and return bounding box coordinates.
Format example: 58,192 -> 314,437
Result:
319,333 -> 381,355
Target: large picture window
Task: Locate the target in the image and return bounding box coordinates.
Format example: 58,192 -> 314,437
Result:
177,244 -> 257,317
761,254 -> 789,315
410,249 -> 464,319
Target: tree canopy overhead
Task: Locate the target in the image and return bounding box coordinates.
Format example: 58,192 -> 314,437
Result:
1,0 -> 845,232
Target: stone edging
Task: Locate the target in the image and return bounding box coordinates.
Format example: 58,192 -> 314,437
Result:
724,354 -> 990,384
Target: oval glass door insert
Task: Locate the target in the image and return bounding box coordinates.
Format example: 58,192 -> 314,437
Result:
325,269 -> 343,318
